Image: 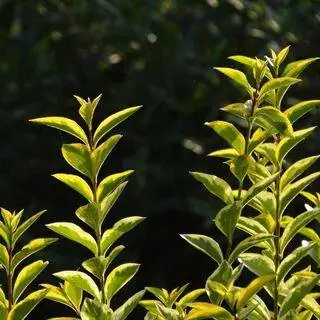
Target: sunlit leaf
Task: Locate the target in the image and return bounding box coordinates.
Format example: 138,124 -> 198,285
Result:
30,117 -> 88,145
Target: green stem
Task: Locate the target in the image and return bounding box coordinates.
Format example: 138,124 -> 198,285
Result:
7,247 -> 13,311
274,167 -> 282,320
88,127 -> 106,304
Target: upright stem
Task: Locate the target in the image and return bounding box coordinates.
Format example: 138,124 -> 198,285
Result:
227,90 -> 257,260
7,247 -> 13,311
88,127 -> 106,304
274,164 -> 282,320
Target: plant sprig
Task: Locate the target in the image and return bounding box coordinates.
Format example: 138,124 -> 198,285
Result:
182,47 -> 320,319
30,95 -> 145,319
0,208 -> 57,320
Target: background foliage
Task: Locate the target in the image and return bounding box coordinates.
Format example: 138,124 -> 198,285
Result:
0,0 -> 319,318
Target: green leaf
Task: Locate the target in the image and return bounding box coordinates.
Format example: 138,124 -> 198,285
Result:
280,208 -> 320,254
54,271 -> 100,300
13,260 -> 48,303
1,208 -> 12,227
236,274 -> 275,311
145,287 -> 169,305
29,117 -> 88,145
230,155 -> 250,183
12,210 -> 46,247
100,182 -> 128,222
190,172 -> 234,205
247,129 -> 268,154
0,301 -> 8,320
101,216 -> 145,255
0,244 -> 9,271
178,289 -> 206,307
228,234 -> 275,264
92,134 -> 122,177
64,281 -> 82,311
40,284 -> 70,308
11,238 -> 57,272
61,144 -> 92,178
155,305 -> 181,320
113,290 -> 145,320
242,172 -> 279,207
186,302 -> 234,320
239,253 -> 275,276
97,170 -> 134,202
280,172 -> 320,214
205,121 -> 245,154
0,221 -> 10,245
220,103 -> 245,119
80,298 -> 113,320
279,275 -> 320,318
7,289 -> 47,320
75,202 -> 100,231
276,127 -> 316,165
254,107 -> 293,137
11,210 -> 24,231
206,260 -> 232,304
104,245 -> 125,270
284,100 -> 320,124
228,55 -> 256,68
180,234 -> 223,264
215,201 -> 242,240
278,243 -> 316,283
275,46 -> 290,68
82,256 -> 108,280
76,94 -> 102,130
52,174 -> 94,202
46,222 -> 98,255
259,77 -> 300,98
93,105 -> 142,145
283,57 -> 319,77
207,148 -> 239,159
0,287 -> 6,305
215,67 -> 252,95
105,263 -> 140,301
280,155 -> 319,190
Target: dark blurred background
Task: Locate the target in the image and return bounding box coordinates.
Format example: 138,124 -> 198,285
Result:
0,0 -> 319,318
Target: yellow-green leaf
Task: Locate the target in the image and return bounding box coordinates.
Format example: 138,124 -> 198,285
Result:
61,144 -> 92,178
284,100 -> 320,124
190,172 -> 234,205
215,67 -> 252,95
254,107 -> 293,137
279,275 -> 320,318
205,121 -> 245,154
30,117 -> 88,145
186,302 -> 234,320
215,201 -> 242,240
280,208 -> 320,254
280,155 -> 319,190
7,289 -> 47,320
13,260 -> 48,303
236,274 -> 275,311
105,263 -> 140,301
52,174 -> 93,202
276,127 -> 316,165
46,222 -> 98,255
91,134 -> 122,177
97,170 -> 134,202
54,271 -> 100,299
181,234 -> 223,264
11,238 -> 57,272
93,106 -> 142,145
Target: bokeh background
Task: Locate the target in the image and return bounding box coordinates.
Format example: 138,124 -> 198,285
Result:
0,0 -> 319,318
